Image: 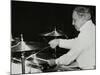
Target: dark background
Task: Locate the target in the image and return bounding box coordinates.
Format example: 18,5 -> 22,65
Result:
11,1 -> 96,42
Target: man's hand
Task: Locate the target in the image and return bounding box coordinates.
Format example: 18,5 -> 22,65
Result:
48,39 -> 59,49
48,59 -> 56,66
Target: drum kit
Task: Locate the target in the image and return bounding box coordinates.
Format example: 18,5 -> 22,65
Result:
11,26 -> 68,74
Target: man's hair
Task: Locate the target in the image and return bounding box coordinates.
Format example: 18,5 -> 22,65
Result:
73,7 -> 91,20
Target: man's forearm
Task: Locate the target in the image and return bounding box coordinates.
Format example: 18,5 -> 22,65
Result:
55,48 -> 82,65
58,39 -> 76,49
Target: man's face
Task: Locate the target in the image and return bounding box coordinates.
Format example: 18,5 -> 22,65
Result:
72,11 -> 85,30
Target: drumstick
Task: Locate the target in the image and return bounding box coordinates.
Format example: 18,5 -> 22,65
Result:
36,57 -> 49,63
26,46 -> 50,60
57,64 -> 79,69
35,46 -> 50,54
26,55 -> 49,63
61,65 -> 78,68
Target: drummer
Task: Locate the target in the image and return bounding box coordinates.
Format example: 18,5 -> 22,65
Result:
48,7 -> 95,70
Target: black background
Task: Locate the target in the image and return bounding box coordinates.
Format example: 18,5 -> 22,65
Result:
11,1 -> 96,41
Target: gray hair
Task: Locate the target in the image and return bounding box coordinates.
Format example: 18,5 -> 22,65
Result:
73,7 -> 91,20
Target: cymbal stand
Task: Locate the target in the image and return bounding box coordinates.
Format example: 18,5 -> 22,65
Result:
20,34 -> 26,74
21,52 -> 25,74
54,27 -> 57,58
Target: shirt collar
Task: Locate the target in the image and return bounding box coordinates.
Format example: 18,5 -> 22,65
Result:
79,20 -> 93,31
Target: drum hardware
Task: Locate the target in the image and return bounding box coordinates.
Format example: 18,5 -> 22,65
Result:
25,26 -> 68,72
11,26 -> 68,73
26,45 -> 51,66
11,34 -> 34,74
26,53 -> 51,73
26,50 -> 50,71
41,26 -> 67,58
11,34 -> 50,74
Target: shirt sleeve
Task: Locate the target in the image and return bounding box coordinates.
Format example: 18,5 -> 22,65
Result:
59,39 -> 76,49
56,34 -> 89,65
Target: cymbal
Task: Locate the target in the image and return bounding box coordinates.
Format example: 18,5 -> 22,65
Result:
12,34 -> 48,52
11,41 -> 48,52
11,41 -> 34,52
12,41 -> 41,52
41,28 -> 63,37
